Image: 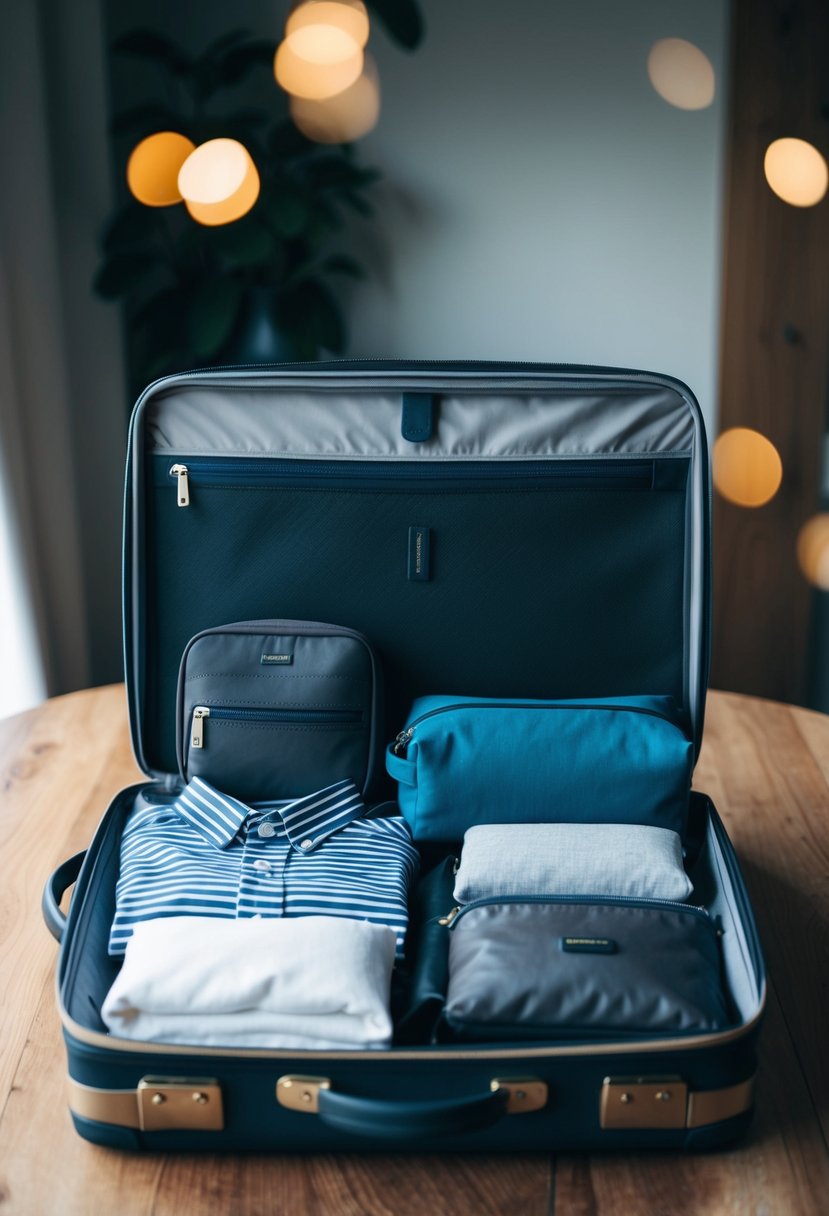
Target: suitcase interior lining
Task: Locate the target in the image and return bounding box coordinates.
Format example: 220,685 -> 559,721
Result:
61,792 -> 762,1048
132,379 -> 704,780
145,384 -> 697,459
140,455 -> 692,781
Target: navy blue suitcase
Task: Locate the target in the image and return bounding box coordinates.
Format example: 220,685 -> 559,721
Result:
44,362 -> 765,1152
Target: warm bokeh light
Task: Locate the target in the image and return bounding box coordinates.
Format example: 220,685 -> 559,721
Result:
178,139 -> 251,205
286,1 -> 369,51
713,427 -> 783,508
184,162 -> 260,226
287,24 -> 359,64
797,515 -> 829,589
275,38 -> 363,99
126,132 -> 195,206
764,138 -> 829,207
290,54 -> 380,143
178,140 -> 260,225
647,38 -> 715,110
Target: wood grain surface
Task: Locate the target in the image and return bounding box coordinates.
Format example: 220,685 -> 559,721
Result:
0,685 -> 828,1215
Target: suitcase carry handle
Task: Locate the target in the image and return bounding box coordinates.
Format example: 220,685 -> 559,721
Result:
277,1075 -> 547,1138
318,1086 -> 509,1139
42,851 -> 86,943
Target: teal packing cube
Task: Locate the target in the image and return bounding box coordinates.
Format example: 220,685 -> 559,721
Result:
386,695 -> 694,840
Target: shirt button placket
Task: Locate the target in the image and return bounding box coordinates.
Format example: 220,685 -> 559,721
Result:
240,817 -> 272,918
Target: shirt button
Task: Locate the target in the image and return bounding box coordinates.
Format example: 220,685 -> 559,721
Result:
300,839 -> 314,851
253,859 -> 271,872
258,822 -> 276,838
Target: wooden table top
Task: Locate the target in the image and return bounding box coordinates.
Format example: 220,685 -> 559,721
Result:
0,685 -> 827,1215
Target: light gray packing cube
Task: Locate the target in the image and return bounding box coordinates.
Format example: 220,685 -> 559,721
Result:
453,822 -> 693,903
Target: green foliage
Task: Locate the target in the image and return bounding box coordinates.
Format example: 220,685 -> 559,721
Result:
97,10 -> 423,388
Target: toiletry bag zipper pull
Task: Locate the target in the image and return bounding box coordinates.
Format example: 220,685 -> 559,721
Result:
393,727 -> 414,756
191,706 -> 209,748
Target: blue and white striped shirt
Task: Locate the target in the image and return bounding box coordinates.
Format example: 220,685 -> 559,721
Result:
109,777 -> 419,959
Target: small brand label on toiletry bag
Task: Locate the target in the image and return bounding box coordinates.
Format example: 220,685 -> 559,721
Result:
260,653 -> 293,665
561,936 -> 617,954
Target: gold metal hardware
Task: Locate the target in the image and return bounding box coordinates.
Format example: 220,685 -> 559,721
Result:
600,1076 -> 688,1130
490,1078 -> 548,1114
136,1077 -> 224,1131
600,1074 -> 756,1131
276,1075 -> 331,1114
64,1072 -> 755,1135
437,906 -> 461,927
170,463 -> 190,507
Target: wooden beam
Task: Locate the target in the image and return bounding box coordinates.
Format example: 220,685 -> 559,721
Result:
712,0 -> 829,704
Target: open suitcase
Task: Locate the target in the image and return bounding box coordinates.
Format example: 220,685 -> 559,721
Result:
44,362 -> 766,1152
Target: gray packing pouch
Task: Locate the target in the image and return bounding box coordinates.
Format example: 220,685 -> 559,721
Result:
441,898 -> 731,1042
176,619 -> 382,801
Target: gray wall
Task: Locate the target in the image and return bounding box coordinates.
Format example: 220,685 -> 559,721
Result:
345,0 -> 729,431
109,0 -> 730,430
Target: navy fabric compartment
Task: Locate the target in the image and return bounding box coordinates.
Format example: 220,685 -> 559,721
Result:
139,451 -> 691,778
386,694 -> 693,839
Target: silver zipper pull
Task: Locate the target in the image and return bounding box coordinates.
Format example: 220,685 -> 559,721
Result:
170,463 -> 190,507
191,706 -> 209,748
438,906 -> 461,927
393,727 -> 414,756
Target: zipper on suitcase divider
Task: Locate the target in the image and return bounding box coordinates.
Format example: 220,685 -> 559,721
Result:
392,700 -> 691,757
438,893 -> 719,929
166,457 -> 655,508
190,705 -> 362,749
170,463 -> 189,506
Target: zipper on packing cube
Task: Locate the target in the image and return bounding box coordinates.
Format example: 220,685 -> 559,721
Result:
190,705 -> 363,750
439,894 -> 718,930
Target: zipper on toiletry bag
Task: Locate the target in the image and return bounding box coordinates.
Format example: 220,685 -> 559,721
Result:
392,700 -> 691,757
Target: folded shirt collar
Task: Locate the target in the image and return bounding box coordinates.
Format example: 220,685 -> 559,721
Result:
173,776 -> 366,852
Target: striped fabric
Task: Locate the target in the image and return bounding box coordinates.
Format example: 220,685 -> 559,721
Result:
109,777 -> 419,959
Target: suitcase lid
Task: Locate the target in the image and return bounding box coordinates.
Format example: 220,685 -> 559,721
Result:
123,361 -> 710,785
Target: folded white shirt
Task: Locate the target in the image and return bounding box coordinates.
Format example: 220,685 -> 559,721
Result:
101,915 -> 397,1050
453,822 -> 693,903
